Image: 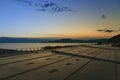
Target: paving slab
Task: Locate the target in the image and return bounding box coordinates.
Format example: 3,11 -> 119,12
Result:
0,51 -> 53,65
0,46 -> 119,80
6,58 -> 90,80
116,50 -> 120,80
66,60 -> 116,80
0,54 -> 70,80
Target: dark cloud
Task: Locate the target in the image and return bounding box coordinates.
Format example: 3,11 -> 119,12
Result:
96,29 -> 104,32
14,0 -> 73,12
96,28 -> 117,33
101,14 -> 106,19
104,29 -> 115,33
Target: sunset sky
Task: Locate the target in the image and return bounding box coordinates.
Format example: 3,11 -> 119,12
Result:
0,0 -> 120,39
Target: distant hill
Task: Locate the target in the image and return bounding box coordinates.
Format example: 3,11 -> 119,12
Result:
108,34 -> 120,43
0,37 -> 108,43
108,34 -> 120,47
47,38 -> 108,43
0,37 -> 55,43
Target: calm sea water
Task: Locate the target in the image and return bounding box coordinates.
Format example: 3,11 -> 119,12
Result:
0,43 -> 91,49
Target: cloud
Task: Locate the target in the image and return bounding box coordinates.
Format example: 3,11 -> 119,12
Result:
14,0 -> 73,12
104,29 -> 115,33
101,14 -> 106,19
96,29 -> 104,32
96,28 -> 118,33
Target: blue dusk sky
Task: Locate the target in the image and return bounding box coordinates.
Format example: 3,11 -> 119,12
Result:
0,0 -> 120,39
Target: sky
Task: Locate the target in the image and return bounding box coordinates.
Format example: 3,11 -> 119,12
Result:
0,0 -> 120,39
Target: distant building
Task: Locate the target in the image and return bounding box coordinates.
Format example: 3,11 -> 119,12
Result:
108,34 -> 120,47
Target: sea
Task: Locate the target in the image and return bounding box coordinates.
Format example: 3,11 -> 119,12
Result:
0,43 -> 92,49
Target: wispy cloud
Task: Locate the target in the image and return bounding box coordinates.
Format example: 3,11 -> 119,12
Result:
14,0 -> 73,12
96,28 -> 119,33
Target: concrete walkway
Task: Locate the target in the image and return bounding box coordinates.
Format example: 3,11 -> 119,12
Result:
0,45 -> 119,80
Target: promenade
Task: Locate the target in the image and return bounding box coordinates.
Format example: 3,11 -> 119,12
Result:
0,45 -> 120,80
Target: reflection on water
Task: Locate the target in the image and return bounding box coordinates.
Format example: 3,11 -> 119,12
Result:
0,43 -> 91,49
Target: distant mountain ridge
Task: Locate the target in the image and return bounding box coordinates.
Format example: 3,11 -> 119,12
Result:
0,37 -> 54,43
0,37 -> 108,43
47,38 -> 108,43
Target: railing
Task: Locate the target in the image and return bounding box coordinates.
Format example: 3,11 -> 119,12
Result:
0,45 -> 80,54
0,47 -> 42,54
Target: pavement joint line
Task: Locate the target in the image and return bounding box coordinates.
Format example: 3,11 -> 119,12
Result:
64,50 -> 102,80
0,57 -> 72,80
0,54 -> 55,66
52,50 -> 120,64
0,52 -> 43,60
64,59 -> 93,80
115,50 -> 118,80
80,45 -> 120,51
